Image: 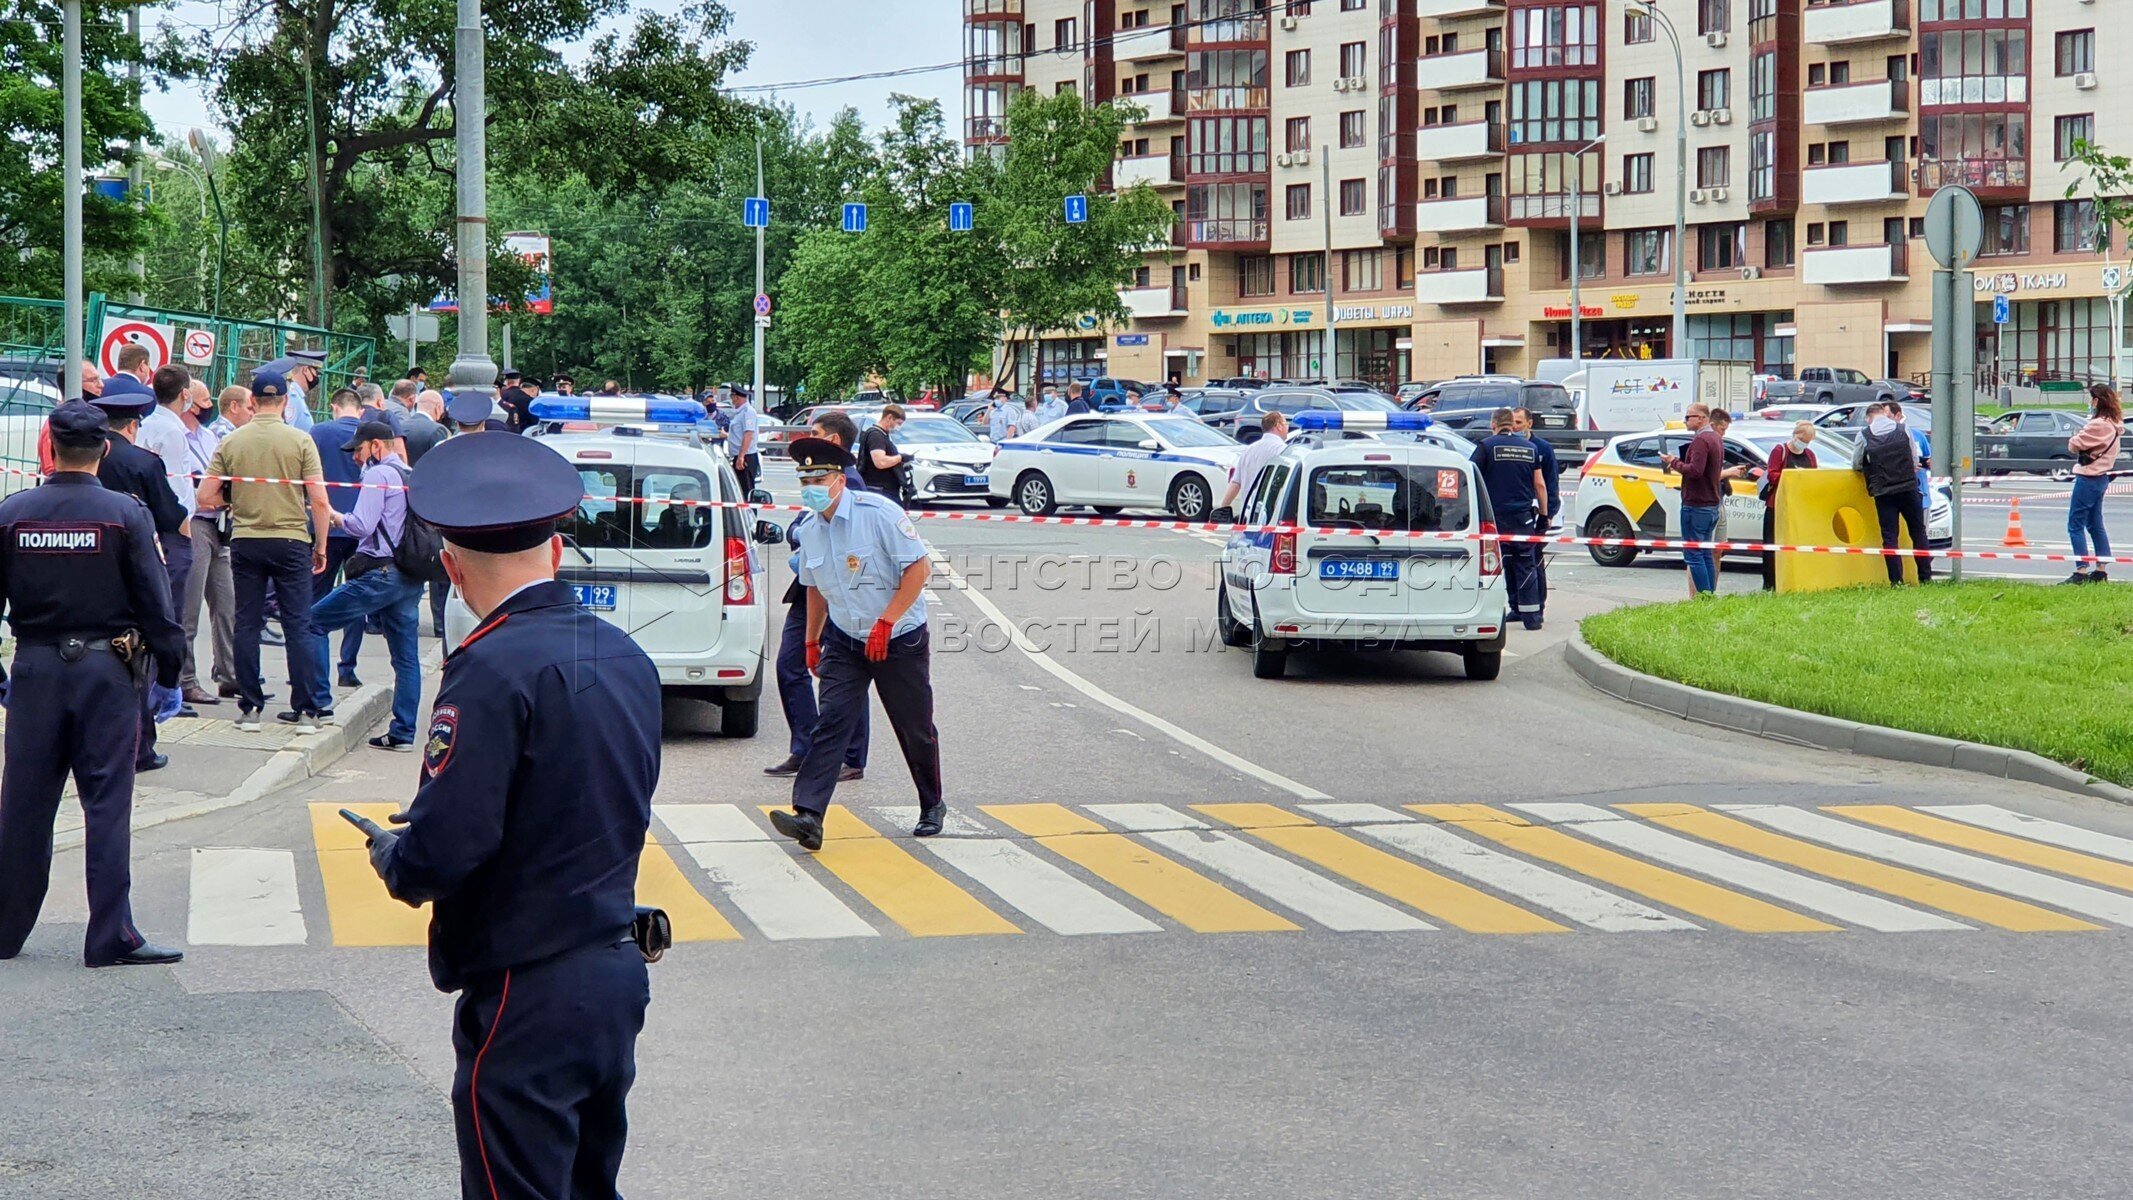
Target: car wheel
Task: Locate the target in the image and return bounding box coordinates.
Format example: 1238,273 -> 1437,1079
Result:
718,699 -> 760,738
1462,647 -> 1503,682
1252,631 -> 1289,679
1583,509 -> 1641,567
1015,472 -> 1057,515
1094,505 -> 1125,516
2049,454 -> 2076,482
1216,584 -> 1252,648
1169,475 -> 1213,522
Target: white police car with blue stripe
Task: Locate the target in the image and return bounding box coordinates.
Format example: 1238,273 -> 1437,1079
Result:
988,413 -> 1243,519
1217,411 -> 1510,681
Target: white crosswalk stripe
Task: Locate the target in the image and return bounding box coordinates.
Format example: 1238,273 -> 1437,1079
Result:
1300,803 -> 1416,825
653,804 -> 878,940
188,848 -> 307,946
1131,828 -> 1434,931
1087,803 -> 1210,832
1350,821 -> 1698,932
1921,804 -> 2133,864
921,839 -> 1162,936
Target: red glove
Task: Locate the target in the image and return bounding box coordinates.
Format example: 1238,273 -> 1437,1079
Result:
866,619 -> 894,662
805,640 -> 821,672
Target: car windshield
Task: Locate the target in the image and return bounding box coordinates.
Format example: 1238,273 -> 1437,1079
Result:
1143,417 -> 1237,448
893,417 -> 980,446
1306,464 -> 1474,532
1521,383 -> 1573,409
1429,384 -> 1516,411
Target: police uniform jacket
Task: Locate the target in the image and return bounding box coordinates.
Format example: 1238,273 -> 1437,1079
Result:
97,435 -> 187,536
375,580 -> 662,992
0,474 -> 183,685
781,465 -> 867,606
796,488 -> 930,640
1471,432 -> 1542,518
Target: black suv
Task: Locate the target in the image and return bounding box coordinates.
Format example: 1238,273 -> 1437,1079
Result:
1204,386 -> 1381,443
1405,378 -> 1578,434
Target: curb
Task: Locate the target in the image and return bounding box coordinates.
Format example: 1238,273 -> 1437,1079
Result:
1564,632 -> 2133,807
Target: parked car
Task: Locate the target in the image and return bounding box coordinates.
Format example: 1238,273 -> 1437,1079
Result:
1177,387 -> 1251,419
1978,408 -> 2126,476
1394,381 -> 1438,407
988,412 -> 1241,519
1793,367 -> 1904,406
1208,377 -> 1272,390
1404,377 -> 1579,434
1203,386 -> 1391,443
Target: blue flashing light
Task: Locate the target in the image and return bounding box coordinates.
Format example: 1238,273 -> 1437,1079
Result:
529,396 -> 707,425
1290,411 -> 1434,432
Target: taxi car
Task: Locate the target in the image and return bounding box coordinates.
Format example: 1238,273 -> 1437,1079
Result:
989,412 -> 1242,519
445,396 -> 776,736
1218,412 -> 1508,681
1568,419 -> 1953,568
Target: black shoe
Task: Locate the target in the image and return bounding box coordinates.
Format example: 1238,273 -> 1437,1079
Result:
2063,571 -> 2092,585
216,682 -> 243,699
88,942 -> 183,968
2091,570 -> 2111,585
769,808 -> 824,851
276,710 -> 322,733
1522,616 -> 1544,631
763,754 -> 803,778
337,671 -> 363,689
433,625 -> 446,639
838,766 -> 864,783
368,734 -> 414,752
135,754 -> 169,773
914,804 -> 946,838
176,706 -> 199,720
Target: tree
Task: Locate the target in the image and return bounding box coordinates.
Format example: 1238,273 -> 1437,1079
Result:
2062,138 -> 2133,384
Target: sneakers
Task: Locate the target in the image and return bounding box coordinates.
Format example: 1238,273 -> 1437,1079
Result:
235,708 -> 262,733
368,734 -> 414,752
275,710 -> 323,734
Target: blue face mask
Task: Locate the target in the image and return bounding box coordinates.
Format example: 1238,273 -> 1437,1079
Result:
799,484 -> 834,512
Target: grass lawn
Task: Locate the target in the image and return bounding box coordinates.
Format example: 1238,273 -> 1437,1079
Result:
1581,582 -> 2133,786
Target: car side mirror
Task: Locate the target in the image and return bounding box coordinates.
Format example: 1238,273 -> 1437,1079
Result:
748,488 -> 774,507
1138,438 -> 1160,451
753,520 -> 784,546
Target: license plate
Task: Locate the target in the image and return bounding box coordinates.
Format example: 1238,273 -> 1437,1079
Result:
1541,415 -> 1570,427
573,584 -> 618,611
1319,559 -> 1400,580
964,474 -> 989,487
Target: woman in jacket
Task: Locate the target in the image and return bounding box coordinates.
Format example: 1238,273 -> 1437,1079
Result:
1754,421 -> 1818,590
2066,383 -> 2123,584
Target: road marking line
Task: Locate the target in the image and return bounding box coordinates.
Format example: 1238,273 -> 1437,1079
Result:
877,805 -> 994,838
765,806 -> 1020,937
1197,804 -> 1564,933
1349,819 -> 1695,931
981,803 -> 1298,932
1087,803 -> 1209,831
188,847 -> 307,946
1622,804 -> 2093,932
1922,805 -> 2133,864
1832,805 -> 2133,891
1301,803 -> 1416,825
635,837 -> 742,942
654,804 -> 877,940
933,553 -> 1332,800
1411,804 -> 1835,933
1124,827 -> 1433,932
1511,804 -> 1963,932
308,803 -> 430,946
921,839 -> 1162,935
1719,804 -> 2133,926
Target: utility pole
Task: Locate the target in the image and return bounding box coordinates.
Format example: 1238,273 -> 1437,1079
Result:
1569,135 -> 1606,364
446,0 -> 497,404
62,0 -> 84,399
1321,152 -> 1334,379
752,138 -> 767,403
1638,0 -> 1688,357
126,5 -> 144,304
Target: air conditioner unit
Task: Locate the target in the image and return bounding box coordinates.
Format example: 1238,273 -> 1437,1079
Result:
1689,188 -> 1709,204
1295,149 -> 1310,165
1739,266 -> 1762,280
1713,108 -> 1733,125
1603,180 -> 1623,196
1690,110 -> 1712,127
1345,76 -> 1368,91
1329,78 -> 1346,92
1636,116 -> 1659,134
1705,31 -> 1727,48
1710,187 -> 1729,202
1276,153 -> 1293,167
1279,14 -> 1298,29
2076,72 -> 2098,91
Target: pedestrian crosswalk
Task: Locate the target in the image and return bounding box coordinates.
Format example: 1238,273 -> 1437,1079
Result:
176,801 -> 2133,949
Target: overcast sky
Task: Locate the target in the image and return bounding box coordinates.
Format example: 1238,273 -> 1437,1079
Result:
142,0 -> 963,142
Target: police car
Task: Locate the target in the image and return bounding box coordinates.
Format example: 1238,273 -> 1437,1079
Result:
1218,412 -> 1509,681
837,410 -> 1001,507
1569,419 -> 1954,567
444,396 -> 776,736
988,412 -> 1243,519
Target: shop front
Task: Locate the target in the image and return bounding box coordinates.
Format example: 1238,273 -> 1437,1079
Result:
1332,302 -> 1417,390
1208,303 -> 1324,380
1531,281 -> 1794,372
1969,265 -> 2132,389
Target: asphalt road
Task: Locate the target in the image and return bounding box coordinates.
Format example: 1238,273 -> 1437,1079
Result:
5,477 -> 2133,1199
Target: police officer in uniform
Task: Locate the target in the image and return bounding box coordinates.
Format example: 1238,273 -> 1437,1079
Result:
358,432 -> 662,1199
93,375 -> 187,773
1511,406 -> 1561,626
1471,407 -> 1549,631
0,402 -> 185,967
768,436 -> 943,849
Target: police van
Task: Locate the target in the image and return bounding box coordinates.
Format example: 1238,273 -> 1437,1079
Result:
1218,411 -> 1509,681
443,396 -> 777,736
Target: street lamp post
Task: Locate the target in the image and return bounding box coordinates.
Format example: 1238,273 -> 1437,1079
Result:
447,0 -> 497,405
1638,0 -> 1689,358
186,130 -> 229,322
1568,134 -> 1606,364
62,0 -> 83,400
152,159 -> 210,304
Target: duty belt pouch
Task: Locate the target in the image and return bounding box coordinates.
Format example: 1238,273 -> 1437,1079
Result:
632,905 -> 672,963
112,629 -> 149,686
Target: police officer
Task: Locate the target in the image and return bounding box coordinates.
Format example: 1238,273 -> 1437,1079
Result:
727,383 -> 763,495
768,436 -> 942,849
986,385 -> 1020,443
0,402 -> 185,967
359,431 -> 661,1199
94,375 -> 187,772
1511,406 -> 1561,625
1471,407 -> 1548,631
765,413 -> 869,781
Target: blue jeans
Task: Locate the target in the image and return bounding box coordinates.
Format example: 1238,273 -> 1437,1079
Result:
307,563 -> 423,740
1680,504 -> 1720,594
2069,473 -> 2112,568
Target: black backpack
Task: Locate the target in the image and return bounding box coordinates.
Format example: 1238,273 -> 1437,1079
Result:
387,464 -> 450,584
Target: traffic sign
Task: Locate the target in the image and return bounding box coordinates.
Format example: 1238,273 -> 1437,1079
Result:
948,202 -> 974,232
1993,294 -> 2011,325
1063,194 -> 1089,224
754,315 -> 772,329
97,317 -> 173,377
2107,265 -> 2128,295
742,196 -> 770,229
1924,185 -> 1984,269
841,202 -> 867,233
753,293 -> 772,317
181,329 -> 215,367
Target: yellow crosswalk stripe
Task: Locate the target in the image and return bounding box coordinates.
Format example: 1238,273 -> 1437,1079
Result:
636,837 -> 742,942
757,807 -> 1019,937
1193,803 -> 1567,934
1828,805 -> 2133,893
1408,804 -> 1837,933
1621,803 -> 2099,932
309,803 -> 429,946
982,803 -> 1298,933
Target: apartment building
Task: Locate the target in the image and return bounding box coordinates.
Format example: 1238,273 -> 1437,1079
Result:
967,0 -> 2133,391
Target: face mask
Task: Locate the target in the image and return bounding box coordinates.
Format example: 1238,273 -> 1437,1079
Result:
1869,416 -> 1898,436
1788,438 -> 1810,454
799,484 -> 834,512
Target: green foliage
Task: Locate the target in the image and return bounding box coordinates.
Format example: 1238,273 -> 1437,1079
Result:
2062,138 -> 2133,273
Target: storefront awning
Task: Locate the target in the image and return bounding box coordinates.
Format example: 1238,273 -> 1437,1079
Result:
1163,347 -> 1204,357
1481,335 -> 1525,348
1884,320 -> 1934,334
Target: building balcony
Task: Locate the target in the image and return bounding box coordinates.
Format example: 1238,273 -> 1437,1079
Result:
1416,47 -> 1504,93
1415,0 -> 1504,17
966,115 -> 1009,143
1187,218 -> 1271,248
1803,78 -> 1908,126
1916,156 -> 2029,196
1120,285 -> 1190,319
1119,23 -> 1187,63
1803,0 -> 1910,46
1122,88 -> 1184,124
1801,242 -> 1909,287
1414,120 -> 1504,163
1184,86 -> 1270,114
1802,159 -> 1908,207
1508,192 -> 1599,226
1415,194 -> 1505,234
1415,266 -> 1504,306
1187,14 -> 1267,46
964,0 -> 1021,17
1115,152 -> 1182,190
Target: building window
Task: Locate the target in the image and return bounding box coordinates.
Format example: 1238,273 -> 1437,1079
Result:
1290,252 -> 1325,294
1919,28 -> 2029,108
1698,223 -> 1744,271
2056,114 -> 2095,162
1285,183 -> 1312,220
1625,229 -> 1670,276
1698,0 -> 1728,35
1697,147 -> 1731,189
1056,80 -> 1078,96
1285,117 -> 1311,153
1981,204 -> 2030,257
1394,246 -> 1414,289
2054,200 -> 2108,253
1556,231 -> 1605,280
1827,219 -> 1848,246
1054,17 -> 1078,50
1185,48 -> 1270,110
1341,0 -> 1365,9
1285,49 -> 1311,88
1749,50 -> 1776,123
1749,131 -> 1775,202
1625,77 -> 1655,120
1339,41 -> 1367,79
1339,178 -> 1366,215
1507,79 -> 1601,146
1624,153 -> 1654,194
1697,69 -> 1730,113
1339,111 -> 1365,148
1188,115 -> 1270,175
1510,4 -> 1600,70
1917,113 -> 2028,191
1765,218 -> 1794,268
1341,249 -> 1381,291
1625,8 -> 1653,44
1240,255 -> 1277,297
2056,30 -> 2095,77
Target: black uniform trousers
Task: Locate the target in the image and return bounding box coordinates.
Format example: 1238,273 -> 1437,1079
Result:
0,645 -> 145,963
733,453 -> 761,498
1874,490 -> 1933,585
1497,509 -> 1546,626
451,939 -> 649,1200
793,624 -> 939,816
775,599 -> 867,768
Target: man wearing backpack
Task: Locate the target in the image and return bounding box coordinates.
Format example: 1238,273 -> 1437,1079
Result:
1852,401 -> 1933,585
304,420 -> 432,750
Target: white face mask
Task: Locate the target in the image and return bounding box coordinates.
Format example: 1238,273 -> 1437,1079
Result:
1788,437 -> 1810,454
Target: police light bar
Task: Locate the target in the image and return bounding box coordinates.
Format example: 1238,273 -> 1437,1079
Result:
1289,411 -> 1434,432
529,396 -> 706,425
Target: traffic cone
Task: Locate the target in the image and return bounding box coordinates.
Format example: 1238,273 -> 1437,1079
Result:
2003,498 -> 2029,548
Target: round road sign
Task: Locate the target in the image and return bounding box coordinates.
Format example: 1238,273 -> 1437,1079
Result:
98,319 -> 173,378
1923,185 -> 1984,270
182,329 -> 216,366
753,293 -> 772,317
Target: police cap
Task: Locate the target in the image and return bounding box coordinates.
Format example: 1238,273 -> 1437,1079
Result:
787,436 -> 853,476
48,399 -> 111,449
409,434 -> 583,554
502,369 -> 522,382
91,374 -> 156,421
446,390 -> 493,426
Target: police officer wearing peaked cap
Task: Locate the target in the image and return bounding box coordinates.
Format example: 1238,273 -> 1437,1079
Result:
0,402 -> 186,968
445,389 -> 509,434
769,436 -> 943,850
1471,407 -> 1550,631
358,431 -> 663,1199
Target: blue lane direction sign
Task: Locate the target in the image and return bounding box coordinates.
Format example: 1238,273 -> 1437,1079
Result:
1063,194 -> 1089,224
948,202 -> 975,232
743,197 -> 770,229
1993,293 -> 2011,325
842,202 -> 867,233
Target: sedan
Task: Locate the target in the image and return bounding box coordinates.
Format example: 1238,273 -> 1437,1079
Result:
892,414 -> 1001,506
989,413 -> 1242,519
